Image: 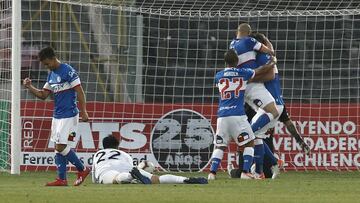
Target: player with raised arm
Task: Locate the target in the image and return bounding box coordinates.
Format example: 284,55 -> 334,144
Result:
23,47 -> 90,186
92,135 -> 208,185
208,49 -> 276,180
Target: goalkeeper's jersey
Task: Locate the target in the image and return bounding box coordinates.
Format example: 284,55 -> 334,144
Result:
43,63 -> 80,119
92,149 -> 134,183
256,53 -> 285,106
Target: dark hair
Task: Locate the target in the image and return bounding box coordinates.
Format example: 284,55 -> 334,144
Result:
38,47 -> 56,61
249,32 -> 266,44
102,135 -> 120,149
224,49 -> 239,67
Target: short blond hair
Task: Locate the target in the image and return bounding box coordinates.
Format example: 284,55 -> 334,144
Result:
237,23 -> 252,35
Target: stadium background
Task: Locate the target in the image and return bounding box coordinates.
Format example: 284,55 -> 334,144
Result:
0,0 -> 359,172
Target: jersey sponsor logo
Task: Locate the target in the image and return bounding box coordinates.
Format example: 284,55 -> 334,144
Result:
150,109 -> 214,172
50,82 -> 72,93
219,105 -> 237,111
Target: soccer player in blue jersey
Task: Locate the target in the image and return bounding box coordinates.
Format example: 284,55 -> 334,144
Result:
252,32 -> 310,155
230,23 -> 281,145
208,49 -> 276,180
229,23 -> 274,69
23,47 -> 90,186
229,33 -> 310,179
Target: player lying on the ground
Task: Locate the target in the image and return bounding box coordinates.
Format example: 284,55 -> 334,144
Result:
208,49 -> 277,180
92,135 -> 208,185
230,23 -> 280,139
228,32 -> 311,179
23,47 -> 90,186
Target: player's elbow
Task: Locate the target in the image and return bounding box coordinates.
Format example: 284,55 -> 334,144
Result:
39,92 -> 49,100
268,72 -> 275,80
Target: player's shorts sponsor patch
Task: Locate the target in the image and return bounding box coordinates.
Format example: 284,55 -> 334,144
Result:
216,135 -> 224,144
237,132 -> 249,143
253,99 -> 263,107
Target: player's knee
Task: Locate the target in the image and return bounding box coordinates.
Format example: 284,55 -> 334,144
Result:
264,103 -> 279,118
244,140 -> 254,148
55,144 -> 67,153
215,146 -> 226,151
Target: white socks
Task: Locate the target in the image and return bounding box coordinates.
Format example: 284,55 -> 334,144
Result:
159,175 -> 187,184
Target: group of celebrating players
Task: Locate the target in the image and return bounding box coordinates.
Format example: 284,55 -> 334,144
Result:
23,22 -> 310,186
208,23 -> 310,180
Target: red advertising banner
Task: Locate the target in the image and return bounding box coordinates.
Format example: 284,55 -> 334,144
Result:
21,102 -> 360,171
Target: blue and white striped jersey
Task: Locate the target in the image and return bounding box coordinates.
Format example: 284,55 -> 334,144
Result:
229,36 -> 262,69
256,53 -> 285,106
215,67 -> 255,117
43,63 -> 80,119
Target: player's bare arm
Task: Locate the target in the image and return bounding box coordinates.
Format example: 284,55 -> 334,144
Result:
260,34 -> 275,53
283,120 -> 310,155
74,85 -> 89,122
258,68 -> 275,82
23,77 -> 51,100
259,44 -> 275,56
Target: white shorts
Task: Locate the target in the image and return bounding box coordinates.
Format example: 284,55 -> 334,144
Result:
50,114 -> 79,146
98,169 -> 153,184
245,83 -> 275,111
215,115 -> 255,147
252,105 -> 284,138
99,170 -> 132,184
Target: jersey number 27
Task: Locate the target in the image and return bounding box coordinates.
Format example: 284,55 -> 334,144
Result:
219,77 -> 244,100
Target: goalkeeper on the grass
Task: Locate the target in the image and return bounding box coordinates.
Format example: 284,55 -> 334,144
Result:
92,135 -> 208,185
23,47 -> 90,186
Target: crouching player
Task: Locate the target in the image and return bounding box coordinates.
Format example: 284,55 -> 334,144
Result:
92,135 -> 208,185
208,49 -> 276,180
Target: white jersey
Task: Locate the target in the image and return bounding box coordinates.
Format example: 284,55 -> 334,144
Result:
92,149 -> 134,183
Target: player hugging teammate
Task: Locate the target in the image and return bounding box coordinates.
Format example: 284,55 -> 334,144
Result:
209,23 -> 310,180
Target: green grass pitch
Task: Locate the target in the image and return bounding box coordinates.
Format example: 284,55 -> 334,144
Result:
1,171 -> 360,203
